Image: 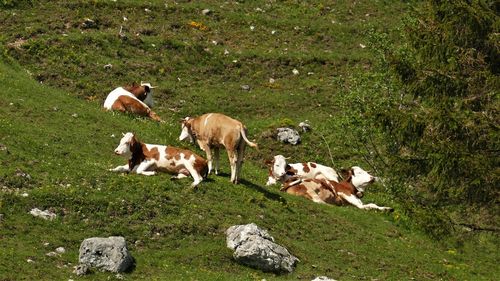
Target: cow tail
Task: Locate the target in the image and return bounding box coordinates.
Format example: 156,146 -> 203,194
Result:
240,126 -> 258,148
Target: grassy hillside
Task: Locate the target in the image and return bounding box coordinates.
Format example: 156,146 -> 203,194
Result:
0,1 -> 498,280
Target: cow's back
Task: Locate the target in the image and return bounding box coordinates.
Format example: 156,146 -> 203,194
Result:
193,113 -> 243,147
104,87 -> 148,110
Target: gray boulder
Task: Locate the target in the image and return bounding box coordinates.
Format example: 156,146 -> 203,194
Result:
276,128 -> 301,145
79,236 -> 133,273
226,223 -> 299,273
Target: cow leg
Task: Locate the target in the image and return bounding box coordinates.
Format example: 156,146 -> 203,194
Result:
198,142 -> 213,174
339,193 -> 393,211
227,149 -> 238,183
134,160 -> 156,176
111,100 -> 127,112
109,164 -> 130,173
184,165 -> 203,187
172,173 -> 188,179
148,110 -> 162,122
213,147 -> 220,175
266,176 -> 277,186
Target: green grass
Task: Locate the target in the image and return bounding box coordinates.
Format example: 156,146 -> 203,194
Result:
0,1 -> 498,280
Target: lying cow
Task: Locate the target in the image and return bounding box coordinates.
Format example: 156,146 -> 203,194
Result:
281,167 -> 393,211
179,113 -> 257,184
265,154 -> 340,186
103,82 -> 161,122
110,132 -> 207,187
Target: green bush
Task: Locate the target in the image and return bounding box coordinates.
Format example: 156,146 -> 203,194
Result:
343,0 -> 499,236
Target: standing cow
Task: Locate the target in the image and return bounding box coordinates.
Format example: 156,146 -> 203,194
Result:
179,113 -> 257,184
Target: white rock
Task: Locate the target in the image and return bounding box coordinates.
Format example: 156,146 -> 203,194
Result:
312,277 -> 337,281
29,208 -> 57,221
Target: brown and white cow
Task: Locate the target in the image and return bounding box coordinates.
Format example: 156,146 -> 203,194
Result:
110,132 -> 207,187
281,167 -> 393,211
179,113 -> 257,184
103,82 -> 161,122
265,154 -> 341,186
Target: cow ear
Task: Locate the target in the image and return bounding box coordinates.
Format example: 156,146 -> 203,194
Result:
264,159 -> 272,166
144,85 -> 150,92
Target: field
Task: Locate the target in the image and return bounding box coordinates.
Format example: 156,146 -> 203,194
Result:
0,1 -> 498,280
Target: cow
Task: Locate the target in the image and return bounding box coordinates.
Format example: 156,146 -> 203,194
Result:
179,113 -> 257,184
103,82 -> 161,122
265,154 -> 341,186
281,167 -> 393,211
110,132 -> 208,187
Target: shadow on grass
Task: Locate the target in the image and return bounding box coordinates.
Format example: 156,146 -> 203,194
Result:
238,178 -> 287,205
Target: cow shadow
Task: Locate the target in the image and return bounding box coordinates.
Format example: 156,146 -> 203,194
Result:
238,178 -> 287,205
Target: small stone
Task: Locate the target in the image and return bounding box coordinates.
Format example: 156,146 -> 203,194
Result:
312,277 -> 337,281
241,85 -> 251,91
81,18 -> 97,29
73,264 -> 90,276
29,208 -> 57,221
56,247 -> 66,254
201,9 -> 211,15
276,128 -> 301,145
46,251 -> 59,257
298,121 -> 311,132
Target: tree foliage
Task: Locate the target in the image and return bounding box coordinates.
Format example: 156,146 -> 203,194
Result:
345,0 -> 499,237
382,0 -> 499,234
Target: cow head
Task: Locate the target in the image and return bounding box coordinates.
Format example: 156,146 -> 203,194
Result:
346,166 -> 376,193
179,117 -> 195,143
124,82 -> 156,108
268,155 -> 290,180
114,132 -> 136,157
140,81 -> 155,108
